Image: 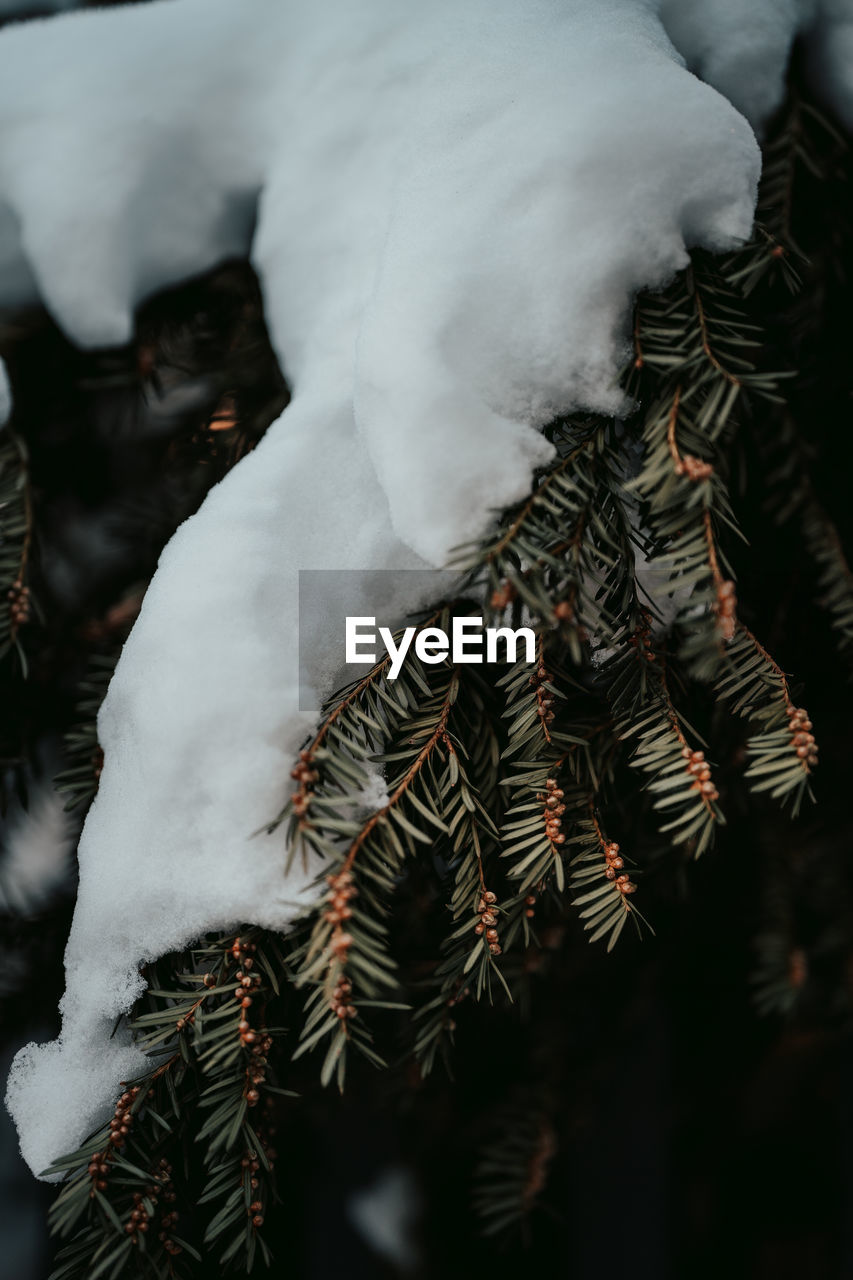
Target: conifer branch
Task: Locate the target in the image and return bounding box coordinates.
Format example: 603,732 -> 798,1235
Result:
47,929 -> 287,1279
0,426 -> 34,668
567,807 -> 650,952
716,624 -> 817,814
604,623 -> 724,857
473,1107 -> 556,1238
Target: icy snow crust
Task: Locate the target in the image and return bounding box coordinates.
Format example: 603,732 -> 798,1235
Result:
0,0 -> 847,1176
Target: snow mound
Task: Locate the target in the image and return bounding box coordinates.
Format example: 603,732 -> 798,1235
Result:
660,0 -> 853,132
0,0 -> 847,1176
807,0 -> 853,129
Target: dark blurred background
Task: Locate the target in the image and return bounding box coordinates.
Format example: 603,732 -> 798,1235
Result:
0,3 -> 852,1278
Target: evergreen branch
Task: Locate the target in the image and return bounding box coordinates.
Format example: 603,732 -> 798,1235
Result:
454,419 -> 637,655
286,617 -> 508,1087
761,411 -> 853,671
0,425 -> 34,668
494,650 -> 635,954
472,1108 -> 556,1238
497,652 -> 580,907
291,665 -> 457,1087
46,928 -> 286,1279
716,624 -> 817,814
55,654 -> 117,812
801,502 -> 853,667
604,621 -> 724,857
413,671 -> 506,1075
568,807 -> 650,952
627,256 -> 779,677
385,681 -> 505,1070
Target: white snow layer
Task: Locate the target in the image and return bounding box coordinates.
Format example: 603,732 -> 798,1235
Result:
660,0 -> 853,132
0,770 -> 76,915
0,0 -> 849,1177
807,0 -> 853,130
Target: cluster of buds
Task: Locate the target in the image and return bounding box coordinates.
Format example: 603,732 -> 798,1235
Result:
290,749 -> 319,818
245,1031 -> 274,1107
331,975 -> 355,1021
125,1196 -> 151,1241
241,1150 -> 263,1198
603,841 -> 636,896
473,888 -> 501,956
7,578 -> 30,630
110,1088 -> 139,1141
126,1160 -> 179,1252
241,1133 -> 277,1209
231,937 -> 261,1046
524,892 -> 536,920
788,705 -> 818,769
233,967 -> 262,1010
529,662 -> 556,733
87,1090 -> 138,1195
542,777 -> 566,846
681,746 -> 719,803
87,1088 -> 137,1195
231,936 -> 257,964
489,580 -> 516,611
553,600 -> 573,623
674,453 -> 713,482
248,1031 -> 273,1063
714,578 -> 737,642
158,1210 -> 182,1257
86,1153 -> 111,1193
234,964 -> 263,1058
325,868 -> 356,961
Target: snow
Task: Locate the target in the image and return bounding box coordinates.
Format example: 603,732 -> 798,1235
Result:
348,1166 -> 420,1272
0,762 -> 76,915
660,0 -> 853,132
0,0 -> 848,1176
0,358 -> 9,426
660,0 -> 805,130
807,1 -> 853,130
